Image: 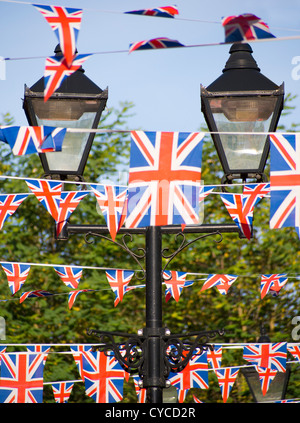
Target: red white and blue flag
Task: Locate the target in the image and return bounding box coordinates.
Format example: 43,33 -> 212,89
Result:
91,185 -> 128,241
54,266 -> 83,289
201,274 -> 238,295
1,262 -> 31,295
220,192 -> 253,239
256,366 -> 278,396
81,351 -> 125,403
222,13 -> 275,43
68,289 -> 93,309
214,367 -> 239,403
243,342 -> 287,372
163,270 -> 193,302
269,134 -> 300,236
0,125 -> 66,155
33,4 -> 83,67
125,6 -> 179,18
44,53 -> 91,101
129,37 -> 184,53
126,131 -> 203,227
168,350 -> 209,402
56,191 -> 89,235
0,194 -> 28,230
207,344 -> 223,369
70,345 -> 93,380
287,344 -> 300,362
0,353 -> 47,403
52,382 -> 74,403
260,274 -> 288,299
105,269 -> 135,307
25,179 -> 62,221
20,290 -> 53,304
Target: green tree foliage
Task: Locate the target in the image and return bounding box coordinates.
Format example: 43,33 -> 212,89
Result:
0,96 -> 299,403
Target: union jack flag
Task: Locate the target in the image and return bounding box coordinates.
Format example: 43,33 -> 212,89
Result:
91,185 -> 128,241
33,4 -> 83,67
0,194 -> 28,230
260,274 -> 288,299
207,344 -> 223,369
129,37 -> 184,53
126,131 -> 203,227
25,179 -> 62,221
287,344 -> 300,362
222,13 -> 275,43
256,366 -> 277,396
68,289 -> 93,309
243,183 -> 270,211
220,192 -> 254,240
105,269 -> 135,307
201,274 -> 238,295
20,290 -> 53,304
54,266 -> 83,289
125,6 -> 179,18
26,345 -> 50,365
44,53 -> 91,102
0,353 -> 46,403
269,134 -> 300,235
1,125 -> 66,155
243,342 -> 287,371
0,262 -> 31,295
70,344 -> 93,380
168,350 -> 209,400
214,367 -> 239,403
52,382 -> 74,403
56,191 -> 89,236
162,270 -> 192,302
81,351 -> 125,403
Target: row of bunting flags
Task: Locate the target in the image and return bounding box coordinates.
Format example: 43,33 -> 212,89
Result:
0,342 -> 299,403
2,3 -> 283,98
0,130 -> 300,240
0,265 -> 297,309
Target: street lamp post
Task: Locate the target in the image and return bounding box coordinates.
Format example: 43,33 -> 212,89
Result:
23,43 -> 284,403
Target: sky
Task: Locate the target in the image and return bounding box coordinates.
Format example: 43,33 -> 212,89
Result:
1,0 -> 300,134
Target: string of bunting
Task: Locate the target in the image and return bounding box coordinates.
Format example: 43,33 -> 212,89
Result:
0,342 -> 299,403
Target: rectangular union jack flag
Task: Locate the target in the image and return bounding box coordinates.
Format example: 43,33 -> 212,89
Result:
168,350 -> 209,394
54,266 -> 83,289
0,353 -> 46,403
44,54 -> 91,101
56,191 -> 89,235
222,13 -> 275,43
129,37 -> 184,53
51,382 -> 74,403
214,367 -> 239,403
105,269 -> 135,307
82,351 -> 125,403
201,274 -> 238,295
0,262 -> 31,295
125,6 -> 179,18
91,185 -> 128,241
260,274 -> 288,299
25,179 -> 62,221
162,270 -> 192,302
269,134 -> 300,234
243,342 -> 287,371
33,4 -> 83,67
0,125 -> 66,155
126,131 -> 203,227
0,194 -> 28,230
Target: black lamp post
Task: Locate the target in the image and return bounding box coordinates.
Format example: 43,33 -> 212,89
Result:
23,45 -> 108,181
241,327 -> 291,402
201,43 -> 284,184
22,44 -> 284,404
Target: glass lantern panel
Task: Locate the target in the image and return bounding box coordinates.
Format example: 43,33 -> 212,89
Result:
32,98 -> 99,172
208,96 -> 277,171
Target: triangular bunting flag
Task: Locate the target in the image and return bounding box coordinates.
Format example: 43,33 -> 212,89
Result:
25,179 -> 62,221
56,191 -> 89,235
207,344 -> 223,369
125,6 -> 179,18
33,4 -> 83,67
68,289 -> 93,309
201,274 -> 237,295
222,13 -> 275,43
0,262 -> 31,295
129,37 -> 184,53
53,266 -> 83,289
90,184 -> 128,241
0,194 -> 28,230
162,270 -> 192,302
256,366 -> 278,396
287,344 -> 300,362
70,344 -> 93,381
20,290 -> 53,304
214,367 -> 239,403
52,382 -> 74,403
105,269 -> 135,307
260,274 -> 288,299
219,192 -> 253,239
